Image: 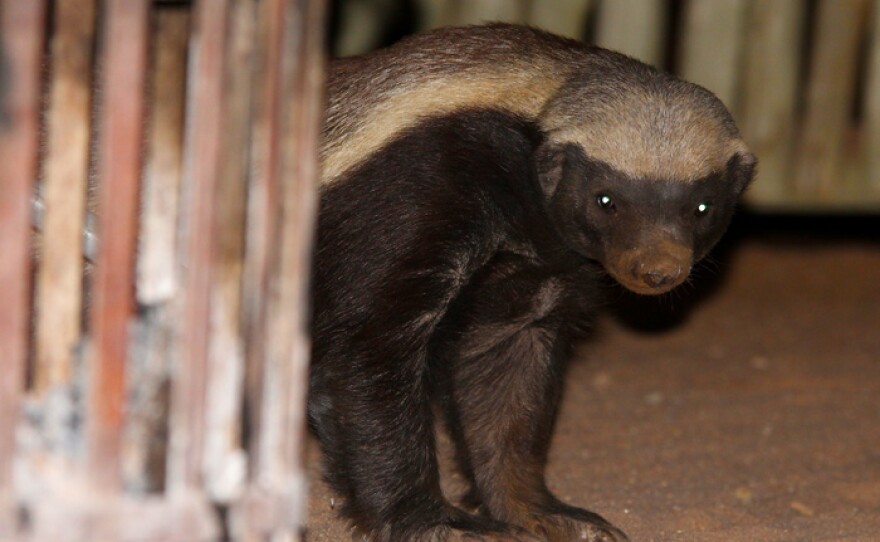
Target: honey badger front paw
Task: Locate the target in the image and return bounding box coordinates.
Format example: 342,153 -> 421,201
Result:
519,507 -> 629,542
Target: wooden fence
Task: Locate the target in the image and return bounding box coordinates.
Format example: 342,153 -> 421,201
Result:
335,0 -> 880,211
0,0 -> 325,540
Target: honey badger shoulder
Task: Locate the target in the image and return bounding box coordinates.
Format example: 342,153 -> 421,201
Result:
310,23 -> 756,542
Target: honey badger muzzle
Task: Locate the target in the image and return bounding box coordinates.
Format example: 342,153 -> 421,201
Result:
606,237 -> 693,295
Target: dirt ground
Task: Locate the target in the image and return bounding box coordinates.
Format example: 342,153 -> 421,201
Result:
304,216 -> 880,542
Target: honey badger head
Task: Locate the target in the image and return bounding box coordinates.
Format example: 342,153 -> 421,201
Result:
536,50 -> 756,295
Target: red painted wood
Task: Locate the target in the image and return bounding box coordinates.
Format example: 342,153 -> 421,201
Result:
86,0 -> 149,491
168,0 -> 230,491
0,0 -> 47,490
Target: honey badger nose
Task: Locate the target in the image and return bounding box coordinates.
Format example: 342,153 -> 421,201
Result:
631,259 -> 684,289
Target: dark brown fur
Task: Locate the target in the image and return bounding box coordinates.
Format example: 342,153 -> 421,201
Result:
310,24 -> 756,542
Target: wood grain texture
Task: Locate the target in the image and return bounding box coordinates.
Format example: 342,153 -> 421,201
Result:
678,0 -> 748,113
740,0 -> 804,204
795,0 -> 869,198
203,0 -> 255,502
595,0 -> 667,67
0,0 -> 46,494
138,8 -> 188,306
241,0 -> 287,483
866,0 -> 880,191
167,0 -> 230,494
527,0 -> 593,40
85,0 -> 150,492
34,0 -> 96,393
236,0 -> 326,538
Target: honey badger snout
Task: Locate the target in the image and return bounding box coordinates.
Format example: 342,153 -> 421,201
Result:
628,253 -> 687,288
609,239 -> 692,295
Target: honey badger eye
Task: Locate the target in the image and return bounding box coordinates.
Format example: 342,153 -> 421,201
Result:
596,194 -> 616,211
695,202 -> 711,217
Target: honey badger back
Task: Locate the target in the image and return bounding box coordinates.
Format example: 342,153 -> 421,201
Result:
311,24 -> 755,542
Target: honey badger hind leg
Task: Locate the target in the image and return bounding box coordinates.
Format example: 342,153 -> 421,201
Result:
430,253 -> 630,542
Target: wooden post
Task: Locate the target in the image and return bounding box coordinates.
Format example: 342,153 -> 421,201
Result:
794,0 -> 869,199
417,0 -> 530,28
202,0 -> 256,502
527,0 -> 593,40
866,0 -> 880,190
678,0 -> 749,114
236,0 -> 326,538
242,0 -> 288,483
740,0 -> 804,206
595,0 -> 667,67
34,0 -> 97,393
0,1 -> 47,533
86,0 -> 150,492
138,8 -> 189,307
259,0 -> 326,508
126,5 -> 190,493
167,0 -> 231,494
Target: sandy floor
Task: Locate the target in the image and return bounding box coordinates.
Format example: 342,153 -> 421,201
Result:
304,217 -> 880,542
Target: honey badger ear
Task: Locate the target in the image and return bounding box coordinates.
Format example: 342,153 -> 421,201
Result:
535,141 -> 568,198
728,149 -> 758,194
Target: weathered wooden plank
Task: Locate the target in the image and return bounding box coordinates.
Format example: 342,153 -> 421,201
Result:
740,0 -> 804,205
259,0 -> 326,533
167,0 -> 230,494
241,0 -> 288,481
202,0 -> 256,502
0,0 -> 47,500
527,0 -> 593,40
418,0 -> 529,28
795,0 -> 869,198
867,0 -> 880,191
33,0 -> 97,393
678,0 -> 749,113
138,8 -> 189,306
85,0 -> 150,492
455,0 -> 530,24
236,0 -> 326,538
595,0 -> 667,66
124,6 -> 190,493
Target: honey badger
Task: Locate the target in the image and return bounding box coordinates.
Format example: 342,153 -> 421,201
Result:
310,24 -> 756,542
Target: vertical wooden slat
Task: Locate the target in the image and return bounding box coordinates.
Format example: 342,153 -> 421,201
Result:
258,0 -> 326,534
125,5 -> 190,493
242,0 -> 287,479
678,0 -> 749,113
276,0 -> 325,500
138,8 -> 189,307
454,0 -> 530,24
0,0 -> 46,498
418,0 -> 529,28
86,0 -> 150,492
236,0 -> 326,538
866,0 -> 880,190
527,0 -> 593,40
202,0 -> 256,502
34,0 -> 97,393
167,0 -> 230,494
795,0 -> 870,198
740,0 -> 804,205
595,0 -> 667,67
